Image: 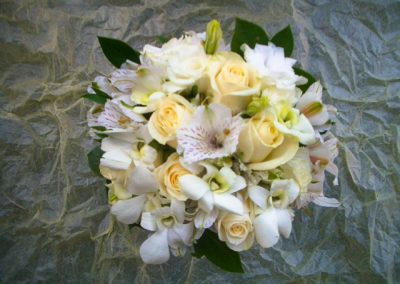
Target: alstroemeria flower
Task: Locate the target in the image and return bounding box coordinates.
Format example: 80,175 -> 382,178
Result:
130,66 -> 166,114
139,202 -> 194,264
249,179 -> 299,248
89,99 -> 145,133
179,163 -> 246,215
273,103 -> 316,145
87,76 -> 129,102
177,103 -> 243,163
297,81 -> 337,130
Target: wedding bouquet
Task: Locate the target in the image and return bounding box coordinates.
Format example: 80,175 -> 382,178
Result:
84,19 -> 340,272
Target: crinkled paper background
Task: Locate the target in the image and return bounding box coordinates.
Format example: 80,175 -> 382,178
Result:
0,0 -> 399,283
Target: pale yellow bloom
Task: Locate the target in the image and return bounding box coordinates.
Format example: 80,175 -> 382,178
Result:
148,94 -> 193,147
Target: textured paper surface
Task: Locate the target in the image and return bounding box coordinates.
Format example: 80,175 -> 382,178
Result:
0,0 -> 399,283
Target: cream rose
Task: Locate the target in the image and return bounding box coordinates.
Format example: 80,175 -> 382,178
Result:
154,153 -> 191,201
217,211 -> 254,252
148,94 -> 193,146
237,112 -> 299,170
209,52 -> 261,114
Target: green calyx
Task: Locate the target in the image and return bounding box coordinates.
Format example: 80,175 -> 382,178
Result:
244,96 -> 269,117
204,20 -> 223,55
209,173 -> 230,194
277,104 -> 298,128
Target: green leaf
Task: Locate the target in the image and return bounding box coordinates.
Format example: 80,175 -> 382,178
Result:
87,146 -> 104,177
231,18 -> 269,57
82,83 -> 112,105
82,93 -> 107,104
293,67 -> 317,93
193,229 -> 244,273
158,36 -> 171,44
98,36 -> 140,68
271,25 -> 294,57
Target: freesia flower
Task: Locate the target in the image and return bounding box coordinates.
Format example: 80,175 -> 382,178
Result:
297,81 -> 337,130
177,103 -> 243,163
179,163 -> 246,215
139,203 -> 194,264
249,179 -> 299,248
242,43 -> 305,90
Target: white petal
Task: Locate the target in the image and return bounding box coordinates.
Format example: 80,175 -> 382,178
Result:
274,114 -> 316,145
140,229 -> 170,264
270,179 -> 300,204
172,223 -> 194,245
228,175 -> 247,194
179,174 -> 209,200
100,150 -> 131,170
140,212 -> 157,231
110,195 -> 146,224
127,166 -> 159,195
200,163 -> 219,180
194,209 -> 218,229
253,209 -> 279,248
213,194 -> 244,215
101,137 -> 133,153
171,199 -> 185,223
313,196 -> 340,207
248,185 -> 268,210
219,167 -> 237,187
308,109 -> 330,126
198,191 -> 214,213
275,208 -> 293,238
297,81 -> 323,110
179,157 -> 203,174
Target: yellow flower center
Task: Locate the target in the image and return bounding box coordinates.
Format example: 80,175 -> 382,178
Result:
230,224 -> 245,236
278,105 -> 298,128
161,215 -> 176,228
209,173 -> 230,194
118,115 -> 131,127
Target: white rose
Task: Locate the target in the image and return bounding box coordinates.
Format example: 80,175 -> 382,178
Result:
217,211 -> 254,252
237,112 -> 299,170
208,52 -> 261,114
142,34 -> 207,93
154,153 -> 192,201
148,94 -> 193,147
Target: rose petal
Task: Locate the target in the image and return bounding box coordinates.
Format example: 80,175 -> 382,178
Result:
248,135 -> 299,171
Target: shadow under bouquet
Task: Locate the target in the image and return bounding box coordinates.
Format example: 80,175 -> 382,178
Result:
84,19 -> 340,272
